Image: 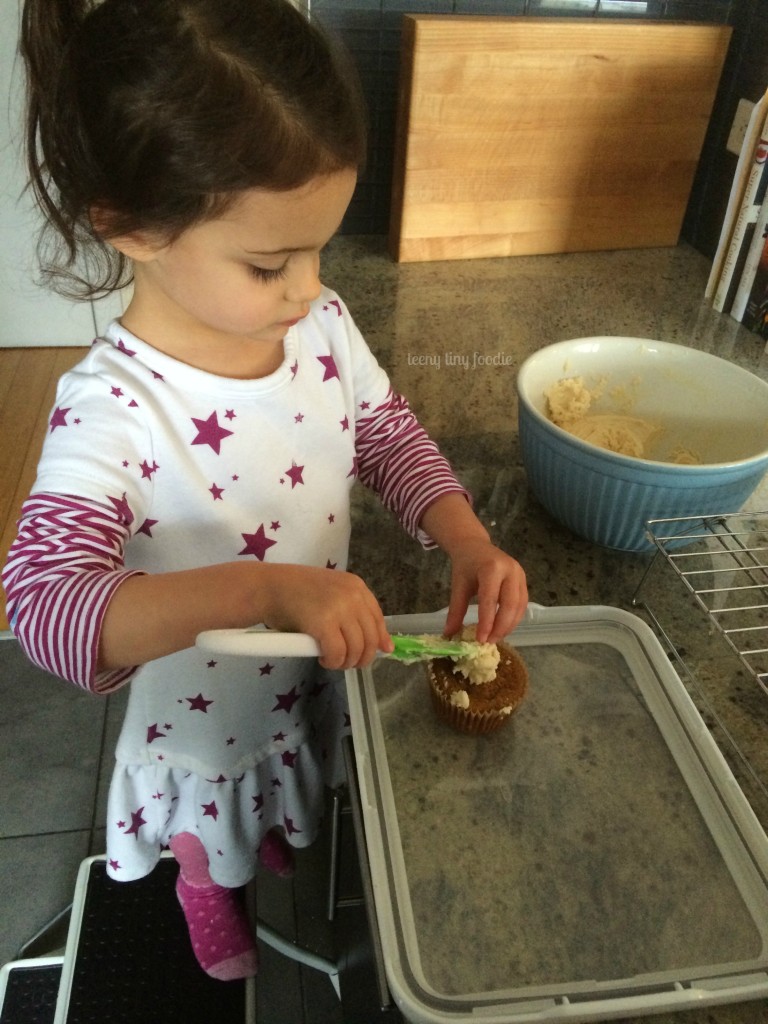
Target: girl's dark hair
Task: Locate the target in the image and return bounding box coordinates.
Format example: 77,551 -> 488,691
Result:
21,0 -> 367,298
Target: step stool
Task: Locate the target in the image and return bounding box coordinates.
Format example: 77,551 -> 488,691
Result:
0,852 -> 339,1024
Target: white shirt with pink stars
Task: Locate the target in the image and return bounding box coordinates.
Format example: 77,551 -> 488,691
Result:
4,287 -> 467,885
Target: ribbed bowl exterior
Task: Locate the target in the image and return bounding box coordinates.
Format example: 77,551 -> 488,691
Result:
518,402 -> 768,551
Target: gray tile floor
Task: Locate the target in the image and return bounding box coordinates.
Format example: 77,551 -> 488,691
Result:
0,633 -> 369,1022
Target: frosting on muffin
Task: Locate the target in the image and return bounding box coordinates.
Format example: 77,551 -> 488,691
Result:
450,625 -> 500,684
427,629 -> 529,735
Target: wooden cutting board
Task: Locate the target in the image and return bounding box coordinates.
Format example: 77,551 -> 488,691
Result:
389,17 -> 731,263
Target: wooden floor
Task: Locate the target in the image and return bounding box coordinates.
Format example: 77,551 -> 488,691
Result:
0,346 -> 88,630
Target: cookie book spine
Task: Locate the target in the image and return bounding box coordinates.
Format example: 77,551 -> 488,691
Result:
740,232 -> 768,338
712,127 -> 768,313
731,189 -> 768,322
706,91 -> 768,301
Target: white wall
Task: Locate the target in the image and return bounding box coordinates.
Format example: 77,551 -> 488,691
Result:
0,0 -> 124,347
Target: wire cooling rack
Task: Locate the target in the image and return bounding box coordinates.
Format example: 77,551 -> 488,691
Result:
636,511 -> 768,693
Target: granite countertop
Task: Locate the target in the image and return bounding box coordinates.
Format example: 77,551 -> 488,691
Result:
323,236 -> 768,1024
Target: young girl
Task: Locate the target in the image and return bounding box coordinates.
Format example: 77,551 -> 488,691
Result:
5,0 -> 528,982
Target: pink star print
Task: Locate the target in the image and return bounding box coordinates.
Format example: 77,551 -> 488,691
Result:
147,723 -> 166,743
317,354 -> 339,382
110,386 -> 124,399
202,800 -> 219,820
259,663 -> 274,676
209,483 -> 225,500
191,411 -> 234,454
284,815 -> 302,836
239,525 -> 277,560
139,459 -> 159,479
124,807 -> 147,838
284,462 -> 304,488
137,518 -> 158,537
272,686 -> 301,713
49,406 -> 70,432
116,338 -> 136,356
106,493 -> 133,525
186,693 -> 214,712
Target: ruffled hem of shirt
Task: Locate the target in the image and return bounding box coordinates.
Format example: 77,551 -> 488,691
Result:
105,725 -> 348,888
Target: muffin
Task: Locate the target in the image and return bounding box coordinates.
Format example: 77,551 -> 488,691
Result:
427,627 -> 528,735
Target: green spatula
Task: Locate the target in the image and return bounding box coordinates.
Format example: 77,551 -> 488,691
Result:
195,628 -> 483,661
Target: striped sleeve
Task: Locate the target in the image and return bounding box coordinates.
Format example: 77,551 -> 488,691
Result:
2,493 -> 144,693
355,389 -> 469,549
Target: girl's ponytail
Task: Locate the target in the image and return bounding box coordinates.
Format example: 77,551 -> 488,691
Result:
21,0 -> 107,295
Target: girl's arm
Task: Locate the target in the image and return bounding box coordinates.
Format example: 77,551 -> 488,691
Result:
98,559 -> 390,673
418,492 -> 528,644
355,392 -> 528,641
3,493 -> 391,689
354,390 -> 468,546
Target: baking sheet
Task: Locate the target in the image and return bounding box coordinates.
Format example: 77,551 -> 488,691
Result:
347,606 -> 768,1022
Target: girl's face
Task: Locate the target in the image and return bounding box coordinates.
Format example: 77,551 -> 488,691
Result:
120,169 -> 357,375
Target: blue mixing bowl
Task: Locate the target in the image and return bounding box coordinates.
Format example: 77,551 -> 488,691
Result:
516,337 -> 768,551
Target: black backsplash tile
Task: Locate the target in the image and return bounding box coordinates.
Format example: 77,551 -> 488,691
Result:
664,1 -> 732,21
313,0 -> 764,255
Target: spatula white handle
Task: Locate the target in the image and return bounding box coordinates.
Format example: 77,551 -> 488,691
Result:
196,629 -> 321,658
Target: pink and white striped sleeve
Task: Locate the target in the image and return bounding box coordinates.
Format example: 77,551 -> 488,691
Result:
2,493 -> 144,693
355,389 -> 469,549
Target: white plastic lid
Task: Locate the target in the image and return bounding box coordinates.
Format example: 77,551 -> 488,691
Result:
346,605 -> 768,1023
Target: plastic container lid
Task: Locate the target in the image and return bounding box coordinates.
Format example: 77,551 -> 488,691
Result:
345,605 -> 768,1023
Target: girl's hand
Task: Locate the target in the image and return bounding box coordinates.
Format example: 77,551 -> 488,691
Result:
261,565 -> 392,670
419,493 -> 528,645
443,537 -> 528,644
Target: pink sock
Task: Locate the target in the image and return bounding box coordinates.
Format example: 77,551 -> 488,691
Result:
258,828 -> 295,879
170,832 -> 258,981
170,832 -> 214,887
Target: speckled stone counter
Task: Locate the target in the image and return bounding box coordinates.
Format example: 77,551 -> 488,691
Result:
323,236 -> 768,1024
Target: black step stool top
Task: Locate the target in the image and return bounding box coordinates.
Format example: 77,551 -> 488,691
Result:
63,858 -> 246,1024
1,961 -> 61,1024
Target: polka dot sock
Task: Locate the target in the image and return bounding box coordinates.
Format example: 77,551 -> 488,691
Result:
258,828 -> 296,879
169,832 -> 258,981
175,874 -> 259,981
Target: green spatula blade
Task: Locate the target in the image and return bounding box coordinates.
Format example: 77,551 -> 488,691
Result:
389,634 -> 476,662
